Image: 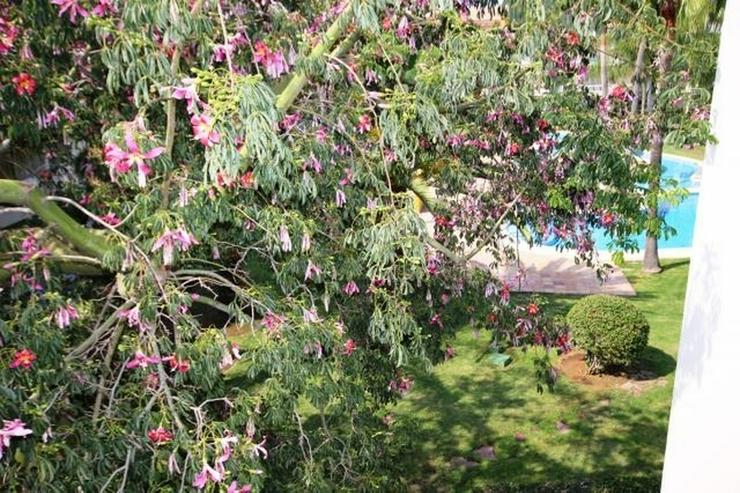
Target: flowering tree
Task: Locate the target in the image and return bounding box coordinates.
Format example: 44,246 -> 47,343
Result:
0,0 -> 709,490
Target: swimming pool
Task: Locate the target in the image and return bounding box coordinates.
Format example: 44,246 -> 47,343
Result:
593,154 -> 701,250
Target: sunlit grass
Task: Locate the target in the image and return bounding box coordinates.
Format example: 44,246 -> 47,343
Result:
396,259 -> 690,491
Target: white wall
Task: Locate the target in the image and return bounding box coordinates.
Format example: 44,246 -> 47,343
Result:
662,2 -> 740,491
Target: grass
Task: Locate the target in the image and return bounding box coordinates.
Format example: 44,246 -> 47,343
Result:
395,259 -> 690,491
663,145 -> 705,161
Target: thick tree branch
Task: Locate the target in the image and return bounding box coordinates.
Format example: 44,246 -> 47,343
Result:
0,179 -> 113,259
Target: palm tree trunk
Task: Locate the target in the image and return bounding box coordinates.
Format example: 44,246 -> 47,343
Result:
643,36 -> 675,274
631,38 -> 647,114
599,33 -> 609,98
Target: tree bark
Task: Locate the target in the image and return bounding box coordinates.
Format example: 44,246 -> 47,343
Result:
643,36 -> 675,274
631,38 -> 647,114
599,33 -> 609,98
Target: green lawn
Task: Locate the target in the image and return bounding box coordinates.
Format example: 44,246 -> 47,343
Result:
395,259 -> 690,492
664,145 -> 705,161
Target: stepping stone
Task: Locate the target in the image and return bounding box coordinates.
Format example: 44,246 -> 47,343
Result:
473,445 -> 496,461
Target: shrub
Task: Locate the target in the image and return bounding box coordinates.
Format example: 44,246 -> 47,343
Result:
567,294 -> 650,373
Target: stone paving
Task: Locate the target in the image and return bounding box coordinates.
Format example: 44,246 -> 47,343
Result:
477,247 -> 636,296
421,213 -> 636,296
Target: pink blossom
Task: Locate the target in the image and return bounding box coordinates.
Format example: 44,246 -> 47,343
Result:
430,313 -> 443,329
279,225 -> 292,252
192,462 -> 222,490
168,452 -> 181,475
280,113 -> 301,131
304,340 -> 323,358
125,351 -> 160,370
0,419 -> 33,460
55,304 -> 79,329
341,339 -> 356,356
250,437 -> 268,459
396,16 -> 412,39
152,228 -> 199,266
335,189 -> 347,207
304,154 -> 322,173
172,80 -> 199,113
107,133 -> 164,187
9,349 -> 36,370
252,40 -> 271,64
101,212 -> 120,226
343,281 -> 359,296
262,312 -> 285,334
162,355 -> 191,373
20,233 -> 49,261
91,0 -> 116,16
303,308 -> 320,323
265,51 -> 288,78
304,260 -> 321,281
388,376 -> 413,395
147,427 -> 173,444
51,0 -> 89,24
315,126 -> 329,143
227,481 -> 253,493
339,168 -> 354,186
190,114 -> 220,147
357,114 -> 372,133
213,43 -> 235,63
444,346 -> 456,360
118,304 -> 145,331
301,233 -> 311,252
0,18 -> 19,56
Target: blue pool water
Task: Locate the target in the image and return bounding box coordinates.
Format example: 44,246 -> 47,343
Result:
593,155 -> 700,250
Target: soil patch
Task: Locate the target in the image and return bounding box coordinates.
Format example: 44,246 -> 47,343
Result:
557,350 -> 668,395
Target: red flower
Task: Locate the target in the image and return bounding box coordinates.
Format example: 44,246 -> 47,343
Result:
527,303 -> 539,316
147,427 -> 174,444
162,355 -> 190,373
12,72 -> 36,96
240,171 -> 255,189
537,119 -> 550,132
601,211 -> 616,226
341,339 -> 356,356
9,349 -> 36,369
564,31 -> 580,46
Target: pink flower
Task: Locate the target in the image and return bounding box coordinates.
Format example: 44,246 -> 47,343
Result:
444,346 -> 456,360
51,0 -> 89,24
125,351 -> 160,370
280,113 -> 301,132
396,16 -> 412,39
162,355 -> 190,373
110,133 -> 164,187
91,0 -> 116,16
193,462 -> 223,489
101,212 -> 120,226
343,281 -> 359,296
227,481 -> 253,493
9,349 -> 36,370
147,427 -> 173,444
250,437 -> 268,459
118,304 -> 147,331
0,419 -> 33,460
279,225 -> 292,252
304,260 -> 321,281
168,452 -> 181,474
430,313 -> 443,329
339,168 -> 354,186
172,80 -> 199,113
252,40 -> 271,64
335,189 -> 346,207
55,304 -> 79,329
262,312 -> 285,334
0,18 -> 19,56
152,228 -> 199,266
190,114 -> 220,147
265,51 -> 288,78
12,72 -> 36,96
303,308 -> 320,323
341,339 -> 356,356
610,85 -> 631,102
213,43 -> 235,63
304,154 -> 322,173
301,233 -> 311,252
357,114 -> 372,133
315,126 -> 329,143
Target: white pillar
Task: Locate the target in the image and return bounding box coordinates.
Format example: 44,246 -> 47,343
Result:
662,2 -> 740,491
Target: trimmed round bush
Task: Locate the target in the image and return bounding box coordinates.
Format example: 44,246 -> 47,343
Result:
566,294 -> 650,373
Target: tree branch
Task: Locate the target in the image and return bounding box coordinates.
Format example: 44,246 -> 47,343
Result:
0,179 -> 113,259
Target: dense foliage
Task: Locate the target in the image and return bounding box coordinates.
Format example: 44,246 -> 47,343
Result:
0,0 -> 712,490
567,294 -> 650,372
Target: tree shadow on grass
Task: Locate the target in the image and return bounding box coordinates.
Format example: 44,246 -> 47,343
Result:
398,358 -> 671,492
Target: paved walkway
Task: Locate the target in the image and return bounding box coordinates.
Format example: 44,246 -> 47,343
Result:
422,213 -> 636,296
476,247 -> 636,296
